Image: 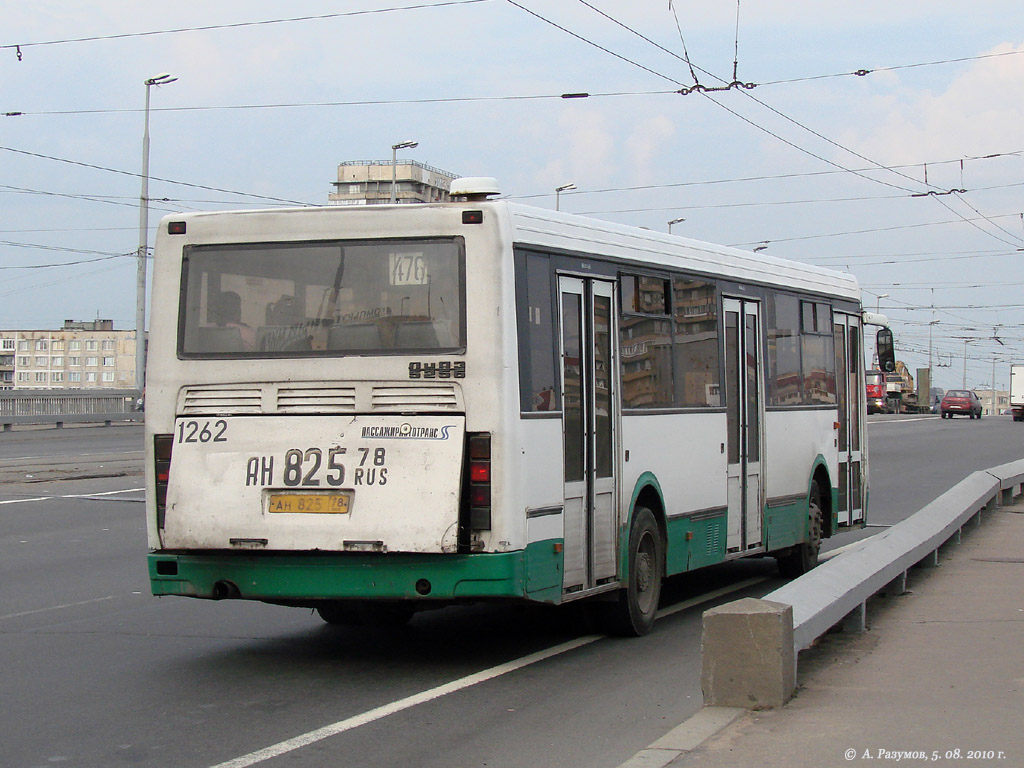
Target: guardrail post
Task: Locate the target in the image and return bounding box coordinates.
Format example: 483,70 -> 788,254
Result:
885,570 -> 908,595
842,602 -> 867,633
701,598 -> 795,709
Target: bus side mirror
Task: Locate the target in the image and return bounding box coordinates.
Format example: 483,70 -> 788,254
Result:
876,328 -> 896,373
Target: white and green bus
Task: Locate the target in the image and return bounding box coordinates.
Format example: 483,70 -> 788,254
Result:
146,178 -> 894,635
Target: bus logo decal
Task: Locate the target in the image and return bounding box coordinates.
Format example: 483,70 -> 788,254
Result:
360,423 -> 455,440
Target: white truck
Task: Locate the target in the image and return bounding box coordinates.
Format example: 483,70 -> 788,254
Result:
1011,364 -> 1024,421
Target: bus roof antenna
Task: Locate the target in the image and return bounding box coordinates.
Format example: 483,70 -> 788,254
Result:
450,177 -> 501,201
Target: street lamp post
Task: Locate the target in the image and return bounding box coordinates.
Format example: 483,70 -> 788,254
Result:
137,72 -> 177,394
992,355 -> 997,415
875,293 -> 889,313
390,140 -> 418,203
963,338 -> 973,389
555,183 -> 576,211
927,318 -> 939,376
668,217 -> 685,233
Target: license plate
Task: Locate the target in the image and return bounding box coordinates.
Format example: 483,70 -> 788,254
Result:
267,491 -> 352,514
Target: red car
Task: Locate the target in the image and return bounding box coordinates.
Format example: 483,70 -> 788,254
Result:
940,390 -> 983,419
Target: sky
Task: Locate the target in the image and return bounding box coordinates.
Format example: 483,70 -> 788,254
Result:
3,1 -> 1024,391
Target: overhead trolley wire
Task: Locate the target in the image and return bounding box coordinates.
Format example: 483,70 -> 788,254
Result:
505,0 -> 683,87
2,89 -> 677,118
0,1 -> 491,55
566,2 -> 1024,249
760,48 -> 1024,87
0,145 -> 312,206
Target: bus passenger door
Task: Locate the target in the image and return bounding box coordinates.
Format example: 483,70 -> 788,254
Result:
834,313 -> 864,525
724,298 -> 764,554
558,277 -> 618,593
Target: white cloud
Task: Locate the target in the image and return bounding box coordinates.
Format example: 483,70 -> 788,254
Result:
844,42 -> 1024,167
626,115 -> 676,182
532,107 -> 617,190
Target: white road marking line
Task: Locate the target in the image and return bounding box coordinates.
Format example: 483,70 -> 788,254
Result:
209,577 -> 766,768
0,487 -> 144,506
0,595 -> 118,621
656,577 -> 768,619
1,450 -> 143,461
60,487 -> 145,500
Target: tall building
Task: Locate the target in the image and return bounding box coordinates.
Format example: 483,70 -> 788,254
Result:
0,320 -> 139,390
329,160 -> 459,206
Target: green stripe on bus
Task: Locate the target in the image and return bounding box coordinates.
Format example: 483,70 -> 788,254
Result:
149,540 -> 565,604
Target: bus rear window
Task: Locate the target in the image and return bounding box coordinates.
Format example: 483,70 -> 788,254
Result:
178,238 -> 465,357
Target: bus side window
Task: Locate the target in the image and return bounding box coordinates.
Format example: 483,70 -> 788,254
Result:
515,251 -> 559,412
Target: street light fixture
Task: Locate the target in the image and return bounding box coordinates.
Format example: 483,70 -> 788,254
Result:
963,338 -> 974,389
390,140 -> 418,204
555,183 -> 576,211
137,72 -> 177,394
875,293 -> 889,313
668,217 -> 685,233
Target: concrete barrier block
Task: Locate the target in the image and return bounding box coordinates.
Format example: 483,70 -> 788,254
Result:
701,598 -> 795,709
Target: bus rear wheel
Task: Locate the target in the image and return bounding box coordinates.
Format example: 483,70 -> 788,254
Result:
317,601 -> 361,626
776,482 -> 823,578
598,507 -> 663,637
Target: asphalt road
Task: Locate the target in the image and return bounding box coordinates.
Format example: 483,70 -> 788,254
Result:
2,417 -> 1023,768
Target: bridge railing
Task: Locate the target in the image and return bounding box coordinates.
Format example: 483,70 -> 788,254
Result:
0,388 -> 143,430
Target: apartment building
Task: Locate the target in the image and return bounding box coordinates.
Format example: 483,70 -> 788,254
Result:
0,320 -> 139,390
328,160 -> 459,206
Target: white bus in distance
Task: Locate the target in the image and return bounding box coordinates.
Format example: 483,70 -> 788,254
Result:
146,177 -> 895,636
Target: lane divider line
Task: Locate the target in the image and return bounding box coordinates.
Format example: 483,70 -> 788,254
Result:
0,595 -> 118,621
208,577 -> 768,768
0,487 -> 144,506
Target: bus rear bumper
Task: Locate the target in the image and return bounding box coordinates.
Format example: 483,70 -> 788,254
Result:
148,543 -> 563,604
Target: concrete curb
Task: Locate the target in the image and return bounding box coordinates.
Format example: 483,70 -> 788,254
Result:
615,708 -> 747,768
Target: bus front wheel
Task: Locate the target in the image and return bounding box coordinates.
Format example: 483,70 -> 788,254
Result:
599,507 -> 663,637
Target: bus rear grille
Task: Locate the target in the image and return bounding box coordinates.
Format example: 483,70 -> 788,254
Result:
277,386 -> 357,413
371,385 -> 460,411
179,383 -> 460,415
180,387 -> 262,415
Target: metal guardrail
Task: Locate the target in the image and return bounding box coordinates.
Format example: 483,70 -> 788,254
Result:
701,458 -> 1024,708
768,467 -> 1008,653
0,388 -> 143,430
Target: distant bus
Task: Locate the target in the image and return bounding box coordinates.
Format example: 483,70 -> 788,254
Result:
145,178 -> 894,635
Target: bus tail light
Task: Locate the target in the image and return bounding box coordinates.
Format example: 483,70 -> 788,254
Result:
154,434 -> 173,529
465,432 -> 491,534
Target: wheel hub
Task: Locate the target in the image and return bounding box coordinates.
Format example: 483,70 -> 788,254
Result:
636,552 -> 652,592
